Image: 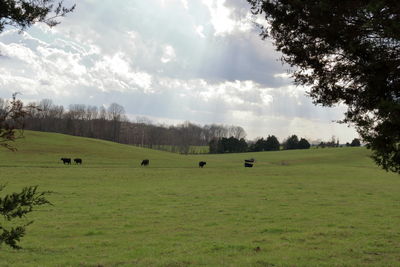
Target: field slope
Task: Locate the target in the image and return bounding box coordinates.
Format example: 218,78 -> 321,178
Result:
0,131 -> 399,266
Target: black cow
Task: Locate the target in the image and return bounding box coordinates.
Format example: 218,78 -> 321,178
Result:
74,158 -> 82,164
245,158 -> 255,163
141,159 -> 149,166
199,161 -> 206,168
244,162 -> 253,168
61,158 -> 71,165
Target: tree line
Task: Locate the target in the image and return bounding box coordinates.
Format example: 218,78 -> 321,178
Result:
316,137 -> 361,148
209,134 -> 312,154
0,97 -> 363,155
0,98 -> 247,154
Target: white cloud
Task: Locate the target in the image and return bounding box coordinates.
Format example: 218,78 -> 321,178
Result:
260,90 -> 273,105
156,78 -> 273,111
195,25 -> 206,38
95,53 -> 130,75
201,0 -> 257,36
202,0 -> 236,36
0,30 -> 153,96
160,0 -> 188,10
0,42 -> 38,64
0,1 -> 358,141
274,72 -> 292,79
181,0 -> 189,9
161,45 -> 176,63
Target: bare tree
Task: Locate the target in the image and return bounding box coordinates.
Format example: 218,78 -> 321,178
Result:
17,98 -> 251,153
108,103 -> 125,121
85,106 -> 98,120
0,94 -> 32,150
108,103 -> 125,142
38,99 -> 53,119
229,126 -> 247,139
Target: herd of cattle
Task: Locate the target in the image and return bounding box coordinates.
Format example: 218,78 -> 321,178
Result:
140,159 -> 255,168
61,158 -> 255,167
60,158 -> 82,164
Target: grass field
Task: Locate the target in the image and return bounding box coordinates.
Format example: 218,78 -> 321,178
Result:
150,145 -> 209,154
0,131 -> 399,267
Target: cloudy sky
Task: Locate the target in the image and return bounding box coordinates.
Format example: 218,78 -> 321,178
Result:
0,0 -> 358,142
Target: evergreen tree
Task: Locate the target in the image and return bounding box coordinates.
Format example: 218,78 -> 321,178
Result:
0,2 -> 73,248
239,138 -> 248,152
208,138 -> 218,154
265,135 -> 280,151
247,0 -> 400,173
0,0 -> 75,33
298,138 -> 311,149
0,95 -> 51,249
284,135 -> 299,150
351,138 -> 361,147
0,185 -> 51,249
253,138 -> 266,152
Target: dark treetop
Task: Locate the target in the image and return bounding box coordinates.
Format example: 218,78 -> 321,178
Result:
248,0 -> 400,173
0,0 -> 75,33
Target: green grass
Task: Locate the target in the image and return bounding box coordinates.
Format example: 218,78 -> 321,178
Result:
150,145 -> 209,154
0,131 -> 399,266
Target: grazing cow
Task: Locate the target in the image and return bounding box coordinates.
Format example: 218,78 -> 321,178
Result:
61,158 -> 71,165
199,161 -> 206,168
245,158 -> 255,163
141,159 -> 149,166
244,162 -> 253,168
74,158 -> 82,164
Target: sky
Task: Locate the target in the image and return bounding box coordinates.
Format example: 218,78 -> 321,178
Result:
0,0 -> 358,142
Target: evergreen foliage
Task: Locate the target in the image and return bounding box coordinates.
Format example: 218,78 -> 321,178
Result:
210,134 -> 311,153
265,135 -> 280,151
252,138 -> 267,152
0,93 -> 33,150
351,138 -> 362,147
298,138 -> 311,149
0,0 -> 75,33
247,0 -> 400,173
252,135 -> 280,151
284,135 -> 299,150
0,1 -> 69,250
209,137 -> 248,153
0,185 -> 51,249
0,96 -> 51,249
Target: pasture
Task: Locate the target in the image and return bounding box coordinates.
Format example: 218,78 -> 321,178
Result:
150,145 -> 209,154
0,131 -> 399,266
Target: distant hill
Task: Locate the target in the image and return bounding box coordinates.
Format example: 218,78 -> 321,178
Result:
1,130 -> 398,267
0,130 -> 373,170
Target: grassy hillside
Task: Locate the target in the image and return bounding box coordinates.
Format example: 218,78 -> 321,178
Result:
0,131 -> 399,266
